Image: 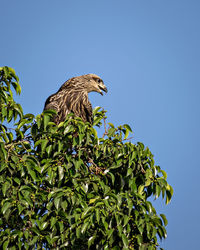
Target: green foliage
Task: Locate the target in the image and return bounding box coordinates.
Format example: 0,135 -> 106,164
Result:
0,67 -> 173,249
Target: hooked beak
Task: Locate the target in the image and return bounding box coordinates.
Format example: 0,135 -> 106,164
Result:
99,84 -> 108,95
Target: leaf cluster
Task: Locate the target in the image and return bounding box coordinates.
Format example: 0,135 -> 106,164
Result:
0,67 -> 173,250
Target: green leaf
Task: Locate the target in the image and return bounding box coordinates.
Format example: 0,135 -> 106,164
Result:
124,129 -> 129,140
43,109 -> 57,116
3,240 -> 9,250
123,215 -> 129,226
127,168 -> 133,176
58,221 -> 64,233
26,164 -> 38,182
166,190 -> 173,205
82,207 -> 94,218
124,124 -> 132,132
138,185 -> 144,195
161,170 -> 167,179
61,200 -> 68,211
146,201 -> 153,213
146,223 -> 151,239
41,221 -> 49,230
2,182 -> 10,197
17,204 -> 24,215
41,139 -> 49,153
137,235 -> 142,246
76,226 -> 81,238
117,225 -> 123,236
17,119 -> 27,129
89,198 -> 97,204
46,144 -> 52,156
122,234 -> 128,248
58,165 -> 64,181
54,197 -> 61,210
82,183 -> 88,193
93,116 -> 102,126
0,142 -> 7,160
64,125 -> 73,134
160,214 -> 168,226
43,113 -> 51,130
108,122 -> 115,128
2,201 -> 11,215
88,235 -> 96,248
96,208 -> 100,223
165,184 -> 173,204
107,127 -> 115,137
51,217 -> 57,229
81,222 -> 89,234
155,184 -> 161,199
93,106 -> 101,115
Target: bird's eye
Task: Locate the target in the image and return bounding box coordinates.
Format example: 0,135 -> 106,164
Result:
97,79 -> 101,84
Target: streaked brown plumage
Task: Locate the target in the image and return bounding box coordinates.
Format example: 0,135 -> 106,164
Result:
44,74 -> 107,124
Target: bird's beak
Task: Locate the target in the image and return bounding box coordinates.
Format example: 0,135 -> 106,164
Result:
99,84 -> 108,95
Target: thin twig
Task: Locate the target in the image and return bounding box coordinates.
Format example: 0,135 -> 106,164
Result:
102,117 -> 108,138
88,158 -> 103,174
123,136 -> 134,141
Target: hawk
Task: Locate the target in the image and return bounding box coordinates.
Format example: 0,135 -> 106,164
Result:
44,74 -> 107,124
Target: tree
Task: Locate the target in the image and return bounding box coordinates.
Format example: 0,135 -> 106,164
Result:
0,66 -> 173,249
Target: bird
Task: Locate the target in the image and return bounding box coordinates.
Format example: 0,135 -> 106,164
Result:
44,74 -> 107,124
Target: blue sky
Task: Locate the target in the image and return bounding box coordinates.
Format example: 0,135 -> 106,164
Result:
1,0 -> 200,249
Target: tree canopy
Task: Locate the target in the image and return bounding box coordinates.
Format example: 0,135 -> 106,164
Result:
0,66 -> 173,249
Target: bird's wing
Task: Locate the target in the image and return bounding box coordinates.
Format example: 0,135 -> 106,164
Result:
44,93 -> 58,111
44,84 -> 93,124
44,89 -> 69,124
72,92 -> 93,123
83,100 -> 93,124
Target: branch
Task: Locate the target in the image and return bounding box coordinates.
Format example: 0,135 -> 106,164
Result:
102,117 -> 108,138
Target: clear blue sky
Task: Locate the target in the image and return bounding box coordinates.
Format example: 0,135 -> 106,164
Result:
1,1 -> 200,249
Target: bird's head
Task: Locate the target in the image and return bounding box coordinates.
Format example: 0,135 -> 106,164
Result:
84,74 -> 108,95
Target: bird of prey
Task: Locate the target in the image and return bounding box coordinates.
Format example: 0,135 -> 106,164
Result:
44,74 -> 107,124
